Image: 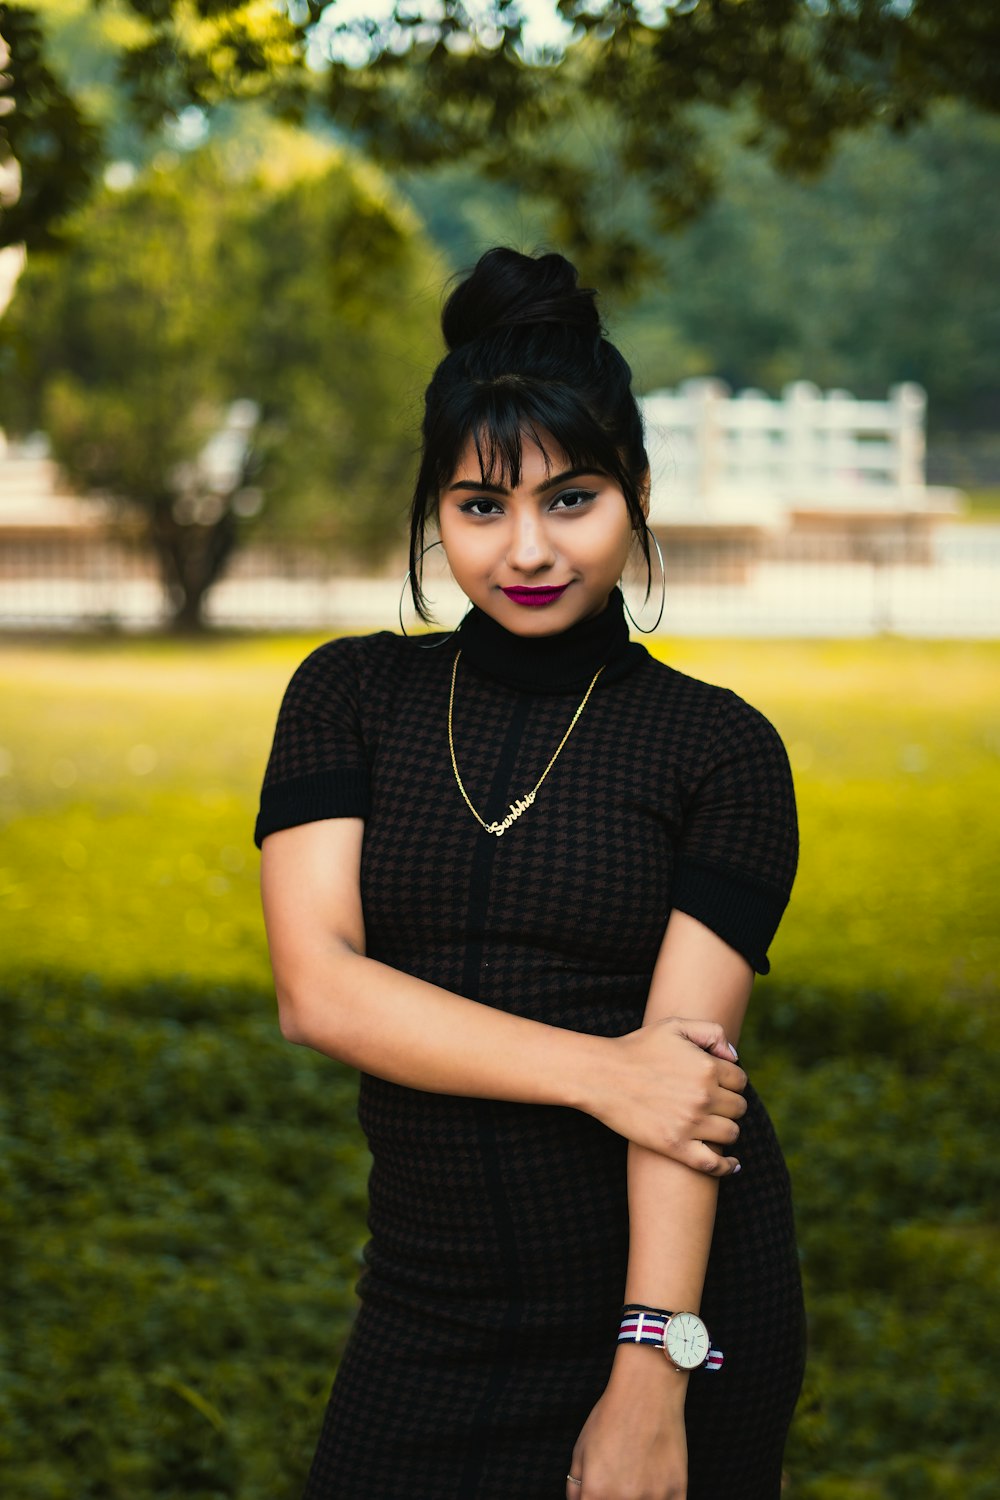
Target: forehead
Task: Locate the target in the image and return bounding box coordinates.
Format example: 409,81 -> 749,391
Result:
450,425 -> 571,486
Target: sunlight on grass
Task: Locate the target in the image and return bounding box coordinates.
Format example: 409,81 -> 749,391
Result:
2,633 -> 998,1002
649,637 -> 1000,1001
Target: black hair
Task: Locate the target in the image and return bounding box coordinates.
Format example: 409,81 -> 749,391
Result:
408,247 -> 651,620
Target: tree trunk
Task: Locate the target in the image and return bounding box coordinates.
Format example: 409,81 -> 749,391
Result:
150,503 -> 240,634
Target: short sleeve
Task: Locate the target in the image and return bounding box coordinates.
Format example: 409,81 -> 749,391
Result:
253,638 -> 371,848
671,691 -> 798,975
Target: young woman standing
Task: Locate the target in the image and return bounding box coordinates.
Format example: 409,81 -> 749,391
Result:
255,248 -> 805,1499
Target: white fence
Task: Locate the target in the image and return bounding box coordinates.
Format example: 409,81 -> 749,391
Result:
2,528 -> 999,637
3,405 -> 997,636
640,379 -> 952,526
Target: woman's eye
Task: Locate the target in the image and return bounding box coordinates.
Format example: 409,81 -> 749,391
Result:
551,489 -> 597,511
458,498 -> 503,517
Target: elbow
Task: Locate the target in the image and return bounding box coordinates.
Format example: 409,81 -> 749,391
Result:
279,1009 -> 310,1047
274,979 -> 314,1046
272,942 -> 361,1052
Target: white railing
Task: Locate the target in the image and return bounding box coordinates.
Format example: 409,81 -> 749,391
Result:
640,379 -> 947,526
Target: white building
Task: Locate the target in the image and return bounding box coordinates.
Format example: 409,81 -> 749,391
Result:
640,378 -> 958,528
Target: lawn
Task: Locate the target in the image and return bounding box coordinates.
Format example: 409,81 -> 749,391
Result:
961,484 -> 1000,519
2,632 -> 998,1001
2,631 -> 999,1499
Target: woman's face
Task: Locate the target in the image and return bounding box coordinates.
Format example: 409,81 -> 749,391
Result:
437,429 -> 637,636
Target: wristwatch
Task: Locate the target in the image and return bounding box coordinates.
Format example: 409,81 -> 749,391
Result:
617,1304 -> 724,1372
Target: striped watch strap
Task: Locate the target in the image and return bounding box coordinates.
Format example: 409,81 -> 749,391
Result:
617,1307 -> 724,1371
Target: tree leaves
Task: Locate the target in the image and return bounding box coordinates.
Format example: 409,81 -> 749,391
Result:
0,123 -> 441,626
0,4 -> 104,249
4,1 -> 999,275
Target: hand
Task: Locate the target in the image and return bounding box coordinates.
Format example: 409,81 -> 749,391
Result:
593,1017 -> 747,1174
567,1350 -> 689,1499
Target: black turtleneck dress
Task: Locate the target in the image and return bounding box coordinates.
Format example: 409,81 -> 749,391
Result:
254,593 -> 806,1500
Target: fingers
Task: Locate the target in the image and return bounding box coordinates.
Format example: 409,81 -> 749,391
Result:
677,1140 -> 741,1176
710,1080 -> 748,1119
715,1058 -> 748,1095
669,1017 -> 734,1058
698,1111 -> 742,1150
666,1019 -> 747,1095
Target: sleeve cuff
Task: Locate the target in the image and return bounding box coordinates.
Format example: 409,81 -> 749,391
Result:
254,769 -> 370,848
671,857 -> 790,975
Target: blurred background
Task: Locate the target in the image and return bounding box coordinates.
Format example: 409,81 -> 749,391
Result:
1,3 -> 998,1496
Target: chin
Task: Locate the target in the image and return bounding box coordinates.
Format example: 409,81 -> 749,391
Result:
502,614 -> 572,636
496,596 -> 610,634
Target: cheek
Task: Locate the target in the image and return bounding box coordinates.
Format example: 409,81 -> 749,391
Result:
574,513 -> 633,574
439,525 -> 495,582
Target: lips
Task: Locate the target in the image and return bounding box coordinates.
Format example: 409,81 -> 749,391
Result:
501,585 -> 570,608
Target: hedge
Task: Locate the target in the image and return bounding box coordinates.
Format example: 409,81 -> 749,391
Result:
2,970 -> 997,1497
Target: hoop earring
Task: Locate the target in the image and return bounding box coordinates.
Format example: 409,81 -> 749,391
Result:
621,529 -> 666,635
398,539 -> 470,647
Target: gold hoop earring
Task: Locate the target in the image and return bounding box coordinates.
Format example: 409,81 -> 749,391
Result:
398,539 -> 471,647
621,530 -> 666,635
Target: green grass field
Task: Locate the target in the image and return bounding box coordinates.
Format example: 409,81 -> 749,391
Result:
2,632 -> 999,1498
962,485 -> 1000,519
2,633 -> 998,1000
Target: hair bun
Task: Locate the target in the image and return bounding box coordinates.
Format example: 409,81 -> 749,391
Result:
441,247 -> 601,352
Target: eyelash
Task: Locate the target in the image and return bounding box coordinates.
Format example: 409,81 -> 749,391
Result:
457,489 -> 597,517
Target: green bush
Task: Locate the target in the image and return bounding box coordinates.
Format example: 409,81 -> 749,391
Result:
744,989 -> 1000,1496
1,971 -> 368,1498
2,971 -> 997,1496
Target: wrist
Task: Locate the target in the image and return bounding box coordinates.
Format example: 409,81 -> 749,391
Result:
558,1029 -> 616,1115
610,1342 -> 690,1400
616,1303 -> 723,1378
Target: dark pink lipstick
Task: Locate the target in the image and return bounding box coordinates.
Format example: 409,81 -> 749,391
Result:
501,585 -> 570,608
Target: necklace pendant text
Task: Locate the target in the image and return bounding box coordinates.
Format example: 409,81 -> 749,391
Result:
485,791 -> 536,837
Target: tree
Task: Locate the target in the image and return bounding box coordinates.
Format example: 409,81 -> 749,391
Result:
3,1 -> 1000,285
400,100 -> 1000,425
612,103 -> 1000,425
0,121 -> 442,629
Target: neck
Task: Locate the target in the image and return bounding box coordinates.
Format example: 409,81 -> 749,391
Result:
454,588 -> 643,694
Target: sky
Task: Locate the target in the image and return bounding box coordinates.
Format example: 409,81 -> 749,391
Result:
308,0 -> 579,68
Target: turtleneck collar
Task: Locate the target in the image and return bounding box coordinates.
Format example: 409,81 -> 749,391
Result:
453,587 -> 645,695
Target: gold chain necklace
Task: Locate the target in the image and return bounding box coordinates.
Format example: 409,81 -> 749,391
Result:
448,649 -> 605,837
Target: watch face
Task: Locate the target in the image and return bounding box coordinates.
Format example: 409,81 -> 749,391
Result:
663,1312 -> 710,1370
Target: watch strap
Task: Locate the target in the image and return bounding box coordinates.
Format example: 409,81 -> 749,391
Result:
617,1305 -> 724,1371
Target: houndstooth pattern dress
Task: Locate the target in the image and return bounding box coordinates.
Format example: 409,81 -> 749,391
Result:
254,592 -> 806,1499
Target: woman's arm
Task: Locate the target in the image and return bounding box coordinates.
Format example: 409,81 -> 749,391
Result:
568,910 -> 755,1499
260,819 -> 748,1170
623,907 -> 754,1308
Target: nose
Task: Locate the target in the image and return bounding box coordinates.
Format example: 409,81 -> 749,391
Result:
506,510 -> 556,574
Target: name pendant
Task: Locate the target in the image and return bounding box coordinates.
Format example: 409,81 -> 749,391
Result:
485,791 -> 536,837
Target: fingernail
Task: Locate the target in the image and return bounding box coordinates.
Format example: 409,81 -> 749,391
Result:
733,1162 -> 742,1174
728,1043 -> 739,1060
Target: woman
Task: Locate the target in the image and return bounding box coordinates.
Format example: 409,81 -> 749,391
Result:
254,248 -> 805,1500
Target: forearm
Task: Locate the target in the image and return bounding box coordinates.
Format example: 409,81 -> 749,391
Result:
278,944 -> 606,1112
610,1144 -> 719,1401
605,1109 -> 719,1431
624,1143 -> 719,1314
611,911 -> 751,1391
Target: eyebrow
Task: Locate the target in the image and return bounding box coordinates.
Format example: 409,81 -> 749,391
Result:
446,466 -> 606,496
